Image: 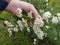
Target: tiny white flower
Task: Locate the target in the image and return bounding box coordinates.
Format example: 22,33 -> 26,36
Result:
45,0 -> 48,2
16,25 -> 18,28
13,27 -> 18,32
34,39 -> 37,42
4,20 -> 14,27
27,11 -> 33,18
58,17 -> 60,22
9,31 -> 12,37
40,9 -> 44,13
54,37 -> 57,40
44,33 -> 47,37
16,8 -> 22,18
8,25 -> 14,27
27,27 -> 30,32
51,16 -> 58,24
46,19 -> 49,23
8,27 -> 13,31
45,25 -> 50,29
8,28 -> 13,37
42,11 -> 51,20
22,18 -> 28,27
17,20 -> 24,31
51,8 -> 54,11
46,3 -> 48,6
33,42 -> 36,45
57,13 -> 60,17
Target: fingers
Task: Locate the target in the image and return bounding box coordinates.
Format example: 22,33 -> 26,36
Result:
29,4 -> 41,18
5,0 -> 41,19
18,1 -> 41,18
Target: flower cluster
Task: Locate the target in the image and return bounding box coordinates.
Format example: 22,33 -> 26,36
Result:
51,13 -> 60,24
33,18 -> 44,39
33,39 -> 37,45
51,16 -> 58,24
42,11 -> 51,20
57,13 -> 60,22
34,18 -> 44,27
33,26 -> 44,39
17,20 -> 24,31
16,8 -> 22,18
4,7 -> 60,45
27,11 -> 33,18
4,8 -> 46,40
4,20 -> 19,37
4,20 -> 14,27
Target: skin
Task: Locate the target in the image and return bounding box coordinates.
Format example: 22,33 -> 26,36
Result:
1,0 -> 41,18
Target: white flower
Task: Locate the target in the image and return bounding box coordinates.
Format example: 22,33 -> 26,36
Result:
33,39 -> 37,45
4,20 -> 14,27
51,16 -> 58,24
54,37 -> 57,40
27,27 -> 30,32
56,13 -> 60,22
13,27 -> 18,32
57,13 -> 60,17
44,33 -> 47,37
34,18 -> 44,27
37,30 -> 44,39
51,8 -> 53,11
8,28 -> 13,37
22,18 -> 28,27
37,30 -> 44,40
45,0 -> 48,2
33,25 -> 42,34
34,39 -> 37,42
46,3 -> 48,6
33,25 -> 44,40
16,25 -> 18,28
58,17 -> 60,22
16,8 -> 22,18
17,20 -> 24,31
42,11 -> 51,20
9,31 -> 12,37
27,11 -> 33,18
46,19 -> 49,23
40,9 -> 44,13
45,25 -> 50,29
33,41 -> 36,45
33,25 -> 38,33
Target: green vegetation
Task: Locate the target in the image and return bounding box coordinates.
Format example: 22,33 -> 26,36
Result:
0,0 -> 60,45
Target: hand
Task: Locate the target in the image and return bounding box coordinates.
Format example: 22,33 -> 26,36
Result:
5,0 -> 41,18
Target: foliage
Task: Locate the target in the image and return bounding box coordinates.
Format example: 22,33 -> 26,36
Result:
0,0 -> 60,45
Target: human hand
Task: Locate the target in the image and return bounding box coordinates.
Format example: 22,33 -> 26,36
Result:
5,0 -> 41,18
